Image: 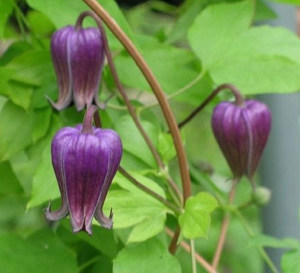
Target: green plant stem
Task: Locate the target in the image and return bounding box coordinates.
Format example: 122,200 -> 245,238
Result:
139,70 -> 206,112
212,178 -> 238,269
11,1 -> 44,48
79,255 -> 101,272
177,83 -> 244,130
118,166 -> 182,215
190,240 -> 197,273
82,0 -> 191,205
14,8 -> 26,40
165,227 -> 219,273
233,210 -> 280,273
76,11 -> 183,206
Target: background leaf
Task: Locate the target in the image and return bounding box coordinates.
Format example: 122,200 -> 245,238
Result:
113,238 -> 181,273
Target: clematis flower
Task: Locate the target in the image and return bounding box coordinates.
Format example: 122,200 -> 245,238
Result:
45,107 -> 122,234
211,100 -> 271,180
48,25 -> 105,111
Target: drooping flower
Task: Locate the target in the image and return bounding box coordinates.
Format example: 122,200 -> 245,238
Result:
211,100 -> 271,180
45,107 -> 122,234
48,25 -> 105,111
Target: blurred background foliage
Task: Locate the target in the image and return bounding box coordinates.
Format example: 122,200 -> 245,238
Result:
1,0 -> 300,272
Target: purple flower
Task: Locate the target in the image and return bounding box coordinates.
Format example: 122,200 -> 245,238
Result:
45,124 -> 122,235
211,100 -> 271,180
48,25 -> 105,111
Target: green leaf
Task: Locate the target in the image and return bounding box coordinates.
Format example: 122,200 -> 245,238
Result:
210,55 -> 300,95
281,249 -> 300,273
0,232 -> 78,273
248,235 -> 300,249
0,68 -> 33,110
179,192 -> 218,239
188,1 -> 252,69
27,10 -> 55,36
269,0 -> 300,4
114,45 -> 213,105
158,132 -> 176,163
104,172 -> 167,243
0,161 -> 23,194
0,0 -> 14,39
27,116 -> 63,209
254,1 -> 277,22
0,101 -> 34,162
26,0 -> 135,50
6,50 -> 55,86
114,115 -> 159,168
31,107 -> 52,143
113,238 -> 181,273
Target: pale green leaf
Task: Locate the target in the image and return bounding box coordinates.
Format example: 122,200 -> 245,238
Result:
248,235 -> 300,249
188,1 -> 252,69
210,55 -> 300,95
179,192 -> 218,239
26,0 -> 135,50
113,238 -> 181,273
31,107 -> 52,143
114,115 -> 159,168
281,249 -> 300,273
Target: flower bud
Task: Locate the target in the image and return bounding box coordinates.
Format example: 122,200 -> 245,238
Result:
212,100 -> 271,179
251,187 -> 271,206
45,121 -> 122,235
48,25 -> 105,111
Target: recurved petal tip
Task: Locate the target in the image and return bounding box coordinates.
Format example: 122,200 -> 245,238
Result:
46,95 -> 71,111
45,199 -> 69,221
94,208 -> 113,229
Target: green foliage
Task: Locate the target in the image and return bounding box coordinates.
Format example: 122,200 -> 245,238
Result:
1,0 -> 300,272
104,172 -> 168,243
0,231 -> 78,273
179,192 -> 218,239
113,238 -> 181,273
188,1 -> 300,94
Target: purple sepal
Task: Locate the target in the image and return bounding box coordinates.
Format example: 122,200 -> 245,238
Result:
211,100 -> 271,179
50,26 -> 105,111
45,126 -> 122,235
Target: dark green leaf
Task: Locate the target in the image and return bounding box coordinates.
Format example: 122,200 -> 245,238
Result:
0,161 -> 23,194
0,101 -> 34,161
0,0 -> 14,39
0,232 -> 78,273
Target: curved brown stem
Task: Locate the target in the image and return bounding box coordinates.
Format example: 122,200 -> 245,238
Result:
118,167 -> 182,215
212,178 -> 238,269
165,227 -> 219,273
82,0 -> 191,204
76,10 -> 182,204
177,83 -> 244,130
168,226 -> 180,254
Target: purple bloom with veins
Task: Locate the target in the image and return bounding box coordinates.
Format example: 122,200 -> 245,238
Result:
211,100 -> 271,181
45,108 -> 122,235
48,25 -> 105,111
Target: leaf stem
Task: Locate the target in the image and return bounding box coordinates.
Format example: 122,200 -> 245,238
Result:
165,227 -> 219,273
118,166 -> 182,215
78,255 -> 101,271
76,10 -> 183,205
82,0 -> 191,204
233,210 -> 280,273
139,70 -> 206,112
212,178 -> 238,269
177,83 -> 244,130
190,240 -> 197,273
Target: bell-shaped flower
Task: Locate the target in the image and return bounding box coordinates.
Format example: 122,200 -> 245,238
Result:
45,107 -> 122,234
211,100 -> 271,180
48,25 -> 105,111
